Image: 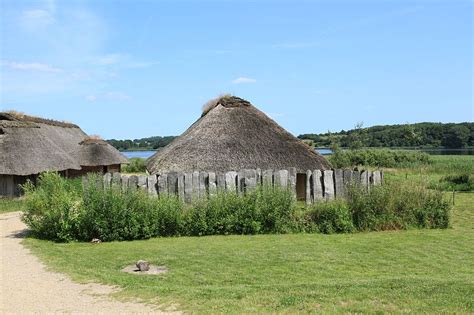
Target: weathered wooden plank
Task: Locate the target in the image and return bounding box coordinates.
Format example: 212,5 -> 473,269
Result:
177,172 -> 185,200
208,172 -> 217,196
192,171 -> 200,198
167,172 -> 178,194
157,173 -> 168,196
137,175 -> 147,191
184,172 -> 193,202
147,175 -> 158,196
128,175 -> 139,190
112,172 -> 122,187
274,170 -> 288,189
121,174 -> 130,191
312,170 -> 324,201
262,169 -> 273,186
256,168 -> 262,186
343,169 -> 353,185
360,170 -> 369,189
353,171 -> 361,185
306,170 -> 312,205
103,173 -> 112,189
216,173 -> 226,191
199,172 -> 208,197
225,171 -> 238,193
289,167 -> 297,198
244,169 -> 257,191
323,170 -> 334,200
372,170 -> 382,185
237,170 -> 246,193
334,169 -> 344,198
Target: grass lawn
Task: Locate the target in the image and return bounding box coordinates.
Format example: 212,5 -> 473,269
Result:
0,198 -> 25,213
23,190 -> 474,313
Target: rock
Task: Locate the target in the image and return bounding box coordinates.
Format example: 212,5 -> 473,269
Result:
136,260 -> 150,272
91,238 -> 101,244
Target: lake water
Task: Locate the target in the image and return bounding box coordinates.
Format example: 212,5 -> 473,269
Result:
121,148 -> 473,159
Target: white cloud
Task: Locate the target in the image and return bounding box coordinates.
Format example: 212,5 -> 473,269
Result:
85,95 -> 97,102
19,0 -> 57,30
93,54 -> 159,68
85,92 -> 131,102
105,92 -> 131,101
94,54 -> 123,66
3,61 -> 63,73
232,77 -> 257,84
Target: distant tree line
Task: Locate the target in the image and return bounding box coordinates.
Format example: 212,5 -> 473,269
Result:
107,136 -> 177,151
298,122 -> 474,149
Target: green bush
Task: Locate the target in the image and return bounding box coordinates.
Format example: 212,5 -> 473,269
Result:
347,182 -> 450,230
181,186 -> 295,236
308,200 -> 354,234
329,149 -> 431,168
430,173 -> 474,192
21,173 -> 82,242
21,172 -> 450,242
122,158 -> 146,173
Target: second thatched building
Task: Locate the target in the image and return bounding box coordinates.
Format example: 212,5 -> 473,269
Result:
0,112 -> 128,196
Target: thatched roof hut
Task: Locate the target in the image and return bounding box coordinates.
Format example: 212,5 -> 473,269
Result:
74,138 -> 128,167
146,96 -> 330,174
0,112 -> 128,196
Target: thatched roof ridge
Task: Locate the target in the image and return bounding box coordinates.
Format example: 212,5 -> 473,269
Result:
147,96 -> 330,174
74,138 -> 129,166
0,112 -> 79,128
1,112 -> 128,175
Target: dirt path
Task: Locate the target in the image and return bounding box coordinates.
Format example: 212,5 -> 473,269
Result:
0,211 -> 174,314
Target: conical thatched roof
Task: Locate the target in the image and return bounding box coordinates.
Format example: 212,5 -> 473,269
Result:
146,96 -> 330,174
0,112 -> 128,176
74,138 -> 129,166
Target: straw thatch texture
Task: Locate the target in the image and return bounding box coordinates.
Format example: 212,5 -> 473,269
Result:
0,112 -> 128,176
74,139 -> 129,166
147,96 -> 330,174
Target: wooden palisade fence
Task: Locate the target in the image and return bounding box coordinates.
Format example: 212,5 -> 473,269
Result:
96,168 -> 383,205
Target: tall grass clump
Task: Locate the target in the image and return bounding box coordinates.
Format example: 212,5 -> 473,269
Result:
430,173 -> 474,192
306,181 -> 450,234
78,176 -> 184,241
182,186 -> 295,236
329,149 -> 431,168
22,173 -> 450,242
347,181 -> 450,231
22,173 -> 83,242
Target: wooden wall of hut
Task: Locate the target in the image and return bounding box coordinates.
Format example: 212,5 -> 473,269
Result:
0,174 -> 37,197
67,164 -> 121,178
98,168 -> 383,205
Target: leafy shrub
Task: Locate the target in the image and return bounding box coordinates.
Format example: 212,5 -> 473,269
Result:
430,173 -> 474,192
329,149 -> 431,168
347,181 -> 450,230
122,158 -> 146,173
21,173 -> 82,242
307,200 -> 354,234
22,173 -> 450,242
182,186 -> 295,236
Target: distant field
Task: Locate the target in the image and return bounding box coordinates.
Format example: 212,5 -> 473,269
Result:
23,191 -> 474,313
385,155 -> 474,186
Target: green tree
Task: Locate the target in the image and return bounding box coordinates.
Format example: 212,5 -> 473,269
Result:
442,125 -> 470,148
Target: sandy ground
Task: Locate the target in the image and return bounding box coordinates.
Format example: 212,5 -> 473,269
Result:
0,211 -> 176,314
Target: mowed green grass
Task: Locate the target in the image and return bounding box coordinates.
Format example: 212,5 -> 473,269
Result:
0,198 -> 25,213
23,191 -> 474,313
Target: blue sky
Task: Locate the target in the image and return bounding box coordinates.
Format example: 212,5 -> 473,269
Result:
1,0 -> 472,139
